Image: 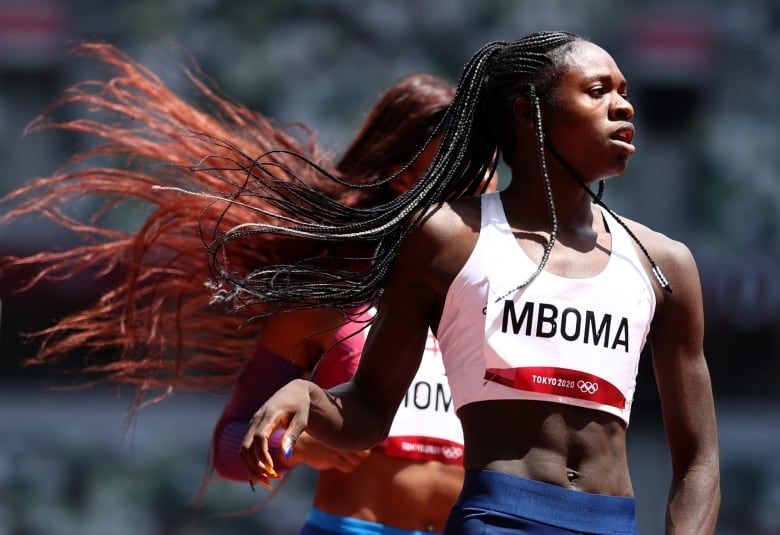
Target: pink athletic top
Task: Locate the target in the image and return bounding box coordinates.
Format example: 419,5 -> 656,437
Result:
213,309 -> 463,482
437,192 -> 656,425
212,314 -> 364,481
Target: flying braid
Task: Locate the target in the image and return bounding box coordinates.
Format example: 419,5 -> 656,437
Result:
202,32 -> 584,315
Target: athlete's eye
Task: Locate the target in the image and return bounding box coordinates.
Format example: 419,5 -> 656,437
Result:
588,86 -> 607,98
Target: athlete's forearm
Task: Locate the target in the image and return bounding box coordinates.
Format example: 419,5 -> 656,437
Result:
306,380 -> 390,451
665,464 -> 720,534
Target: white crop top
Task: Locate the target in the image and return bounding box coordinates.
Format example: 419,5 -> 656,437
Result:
437,192 -> 656,425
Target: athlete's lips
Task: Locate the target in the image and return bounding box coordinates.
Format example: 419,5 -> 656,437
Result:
612,124 -> 635,143
611,124 -> 635,153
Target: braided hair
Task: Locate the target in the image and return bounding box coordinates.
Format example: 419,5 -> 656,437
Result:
203,30 -> 670,319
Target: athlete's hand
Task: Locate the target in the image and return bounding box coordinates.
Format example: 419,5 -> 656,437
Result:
240,379 -> 312,482
285,432 -> 371,472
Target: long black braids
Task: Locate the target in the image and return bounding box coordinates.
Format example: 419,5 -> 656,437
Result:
197,39 -> 516,316
198,30 -> 668,319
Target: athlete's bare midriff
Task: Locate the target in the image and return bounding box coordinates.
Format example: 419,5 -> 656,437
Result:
313,452 -> 464,532
458,399 -> 634,497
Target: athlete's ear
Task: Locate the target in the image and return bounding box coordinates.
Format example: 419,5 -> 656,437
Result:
512,97 -> 533,126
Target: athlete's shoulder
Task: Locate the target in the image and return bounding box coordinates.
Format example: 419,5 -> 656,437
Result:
408,197 -> 479,247
619,214 -> 701,305
394,197 -> 483,299
620,215 -> 695,268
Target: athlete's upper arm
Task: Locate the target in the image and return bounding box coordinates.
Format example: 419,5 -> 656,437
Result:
647,237 -> 718,472
348,214 -> 443,438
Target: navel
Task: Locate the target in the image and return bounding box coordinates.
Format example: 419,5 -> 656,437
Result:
567,467 -> 582,488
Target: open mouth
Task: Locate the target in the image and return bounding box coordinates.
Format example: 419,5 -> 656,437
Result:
612,125 -> 635,144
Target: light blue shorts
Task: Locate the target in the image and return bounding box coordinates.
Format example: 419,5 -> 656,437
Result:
446,469 -> 637,534
298,507 -> 440,535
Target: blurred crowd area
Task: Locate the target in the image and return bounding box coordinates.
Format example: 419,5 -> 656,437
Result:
0,0 -> 779,533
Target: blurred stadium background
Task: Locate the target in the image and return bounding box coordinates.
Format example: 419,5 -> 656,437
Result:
0,0 -> 778,533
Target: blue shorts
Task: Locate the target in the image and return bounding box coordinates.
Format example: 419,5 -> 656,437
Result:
446,470 -> 637,534
298,507 -> 441,535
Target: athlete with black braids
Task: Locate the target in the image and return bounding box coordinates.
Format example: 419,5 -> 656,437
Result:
230,31 -> 720,533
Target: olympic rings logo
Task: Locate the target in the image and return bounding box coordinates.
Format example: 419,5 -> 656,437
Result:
442,446 -> 464,459
577,380 -> 599,394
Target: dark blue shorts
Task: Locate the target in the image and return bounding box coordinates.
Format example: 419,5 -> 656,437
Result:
445,470 -> 637,534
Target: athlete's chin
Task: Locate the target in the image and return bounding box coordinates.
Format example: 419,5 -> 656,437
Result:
593,169 -> 626,182
579,156 -> 631,183
600,158 -> 630,180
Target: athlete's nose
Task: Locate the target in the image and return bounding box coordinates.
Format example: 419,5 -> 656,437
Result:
611,93 -> 634,121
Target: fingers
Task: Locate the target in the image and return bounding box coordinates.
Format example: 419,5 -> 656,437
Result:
240,429 -> 279,481
240,409 -> 308,481
239,379 -> 314,484
239,434 -> 267,483
248,474 -> 274,492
